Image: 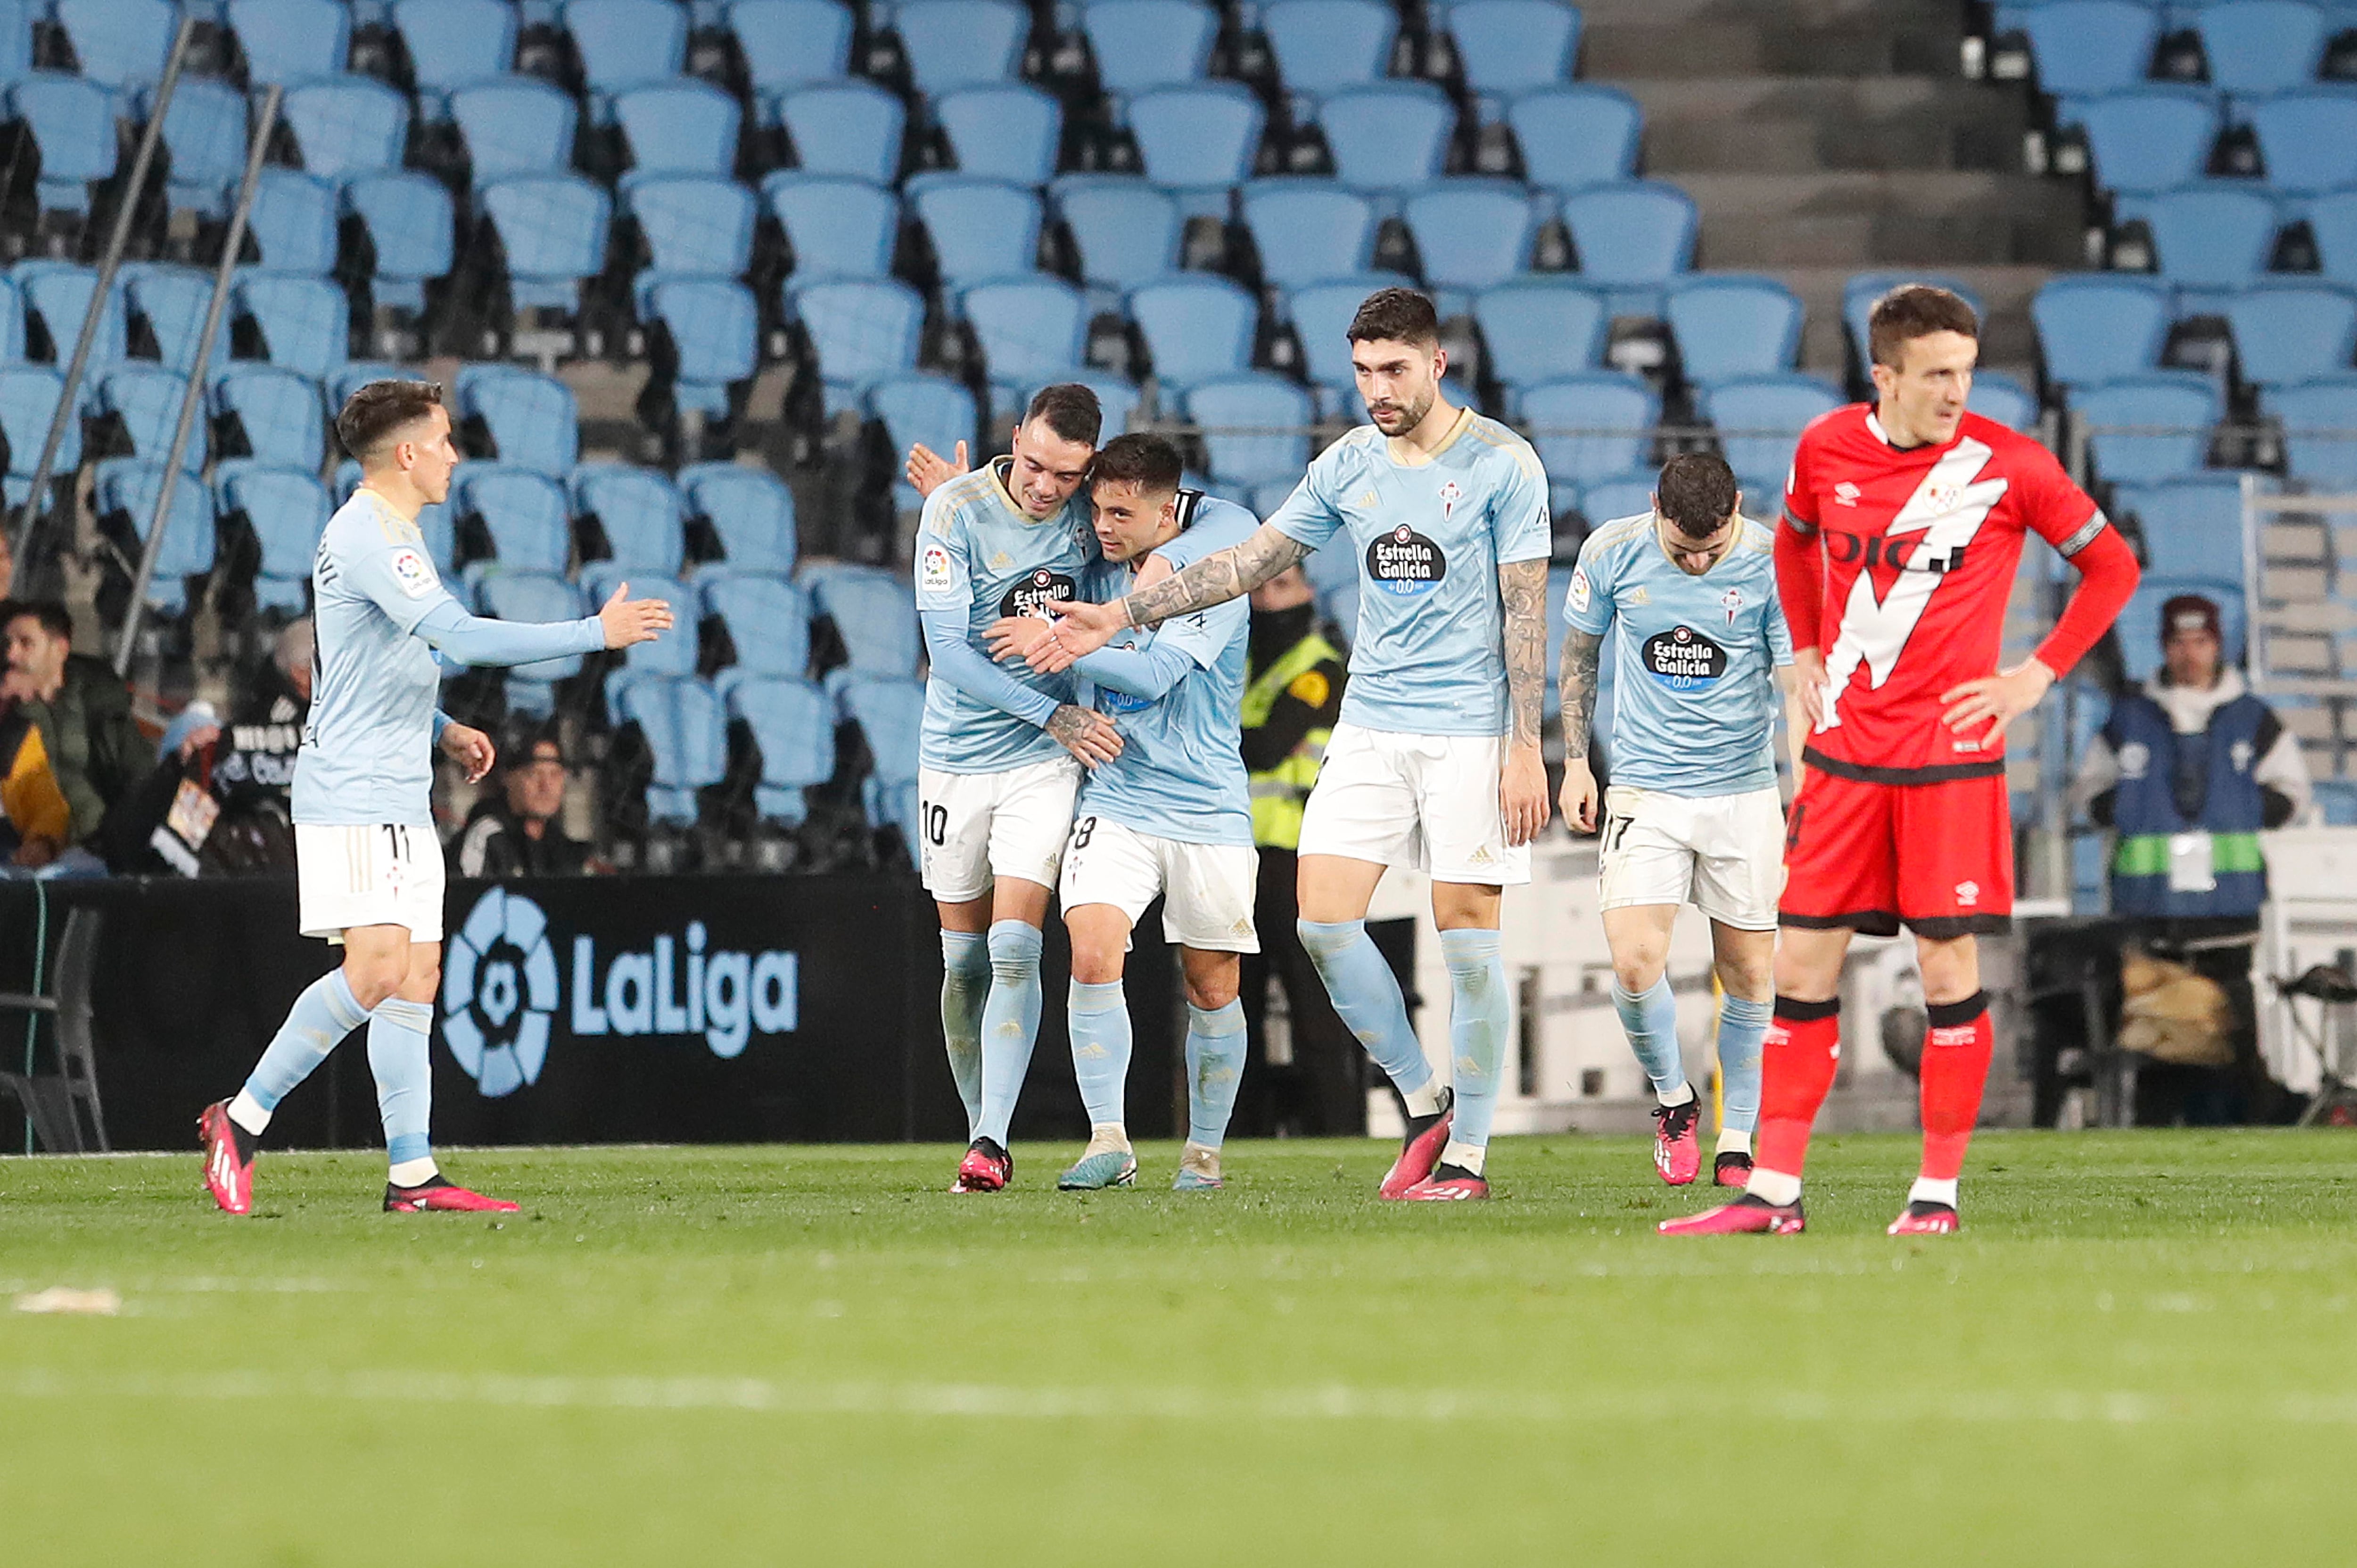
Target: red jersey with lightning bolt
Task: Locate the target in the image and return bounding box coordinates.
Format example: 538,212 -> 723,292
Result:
1782,405 -> 2106,781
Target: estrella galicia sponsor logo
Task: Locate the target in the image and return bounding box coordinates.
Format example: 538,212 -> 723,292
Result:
1367,524 -> 1446,597
1642,624 -> 1728,690
443,888 -> 559,1098
999,567 -> 1077,619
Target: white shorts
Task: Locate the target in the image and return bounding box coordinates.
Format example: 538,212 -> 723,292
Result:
917,756 -> 1082,902
295,822 -> 447,944
1296,723 -> 1531,886
1059,813 -> 1260,952
1597,783 -> 1783,931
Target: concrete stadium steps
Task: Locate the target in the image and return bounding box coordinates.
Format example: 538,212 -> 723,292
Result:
1578,0 -> 1966,80
1623,76 -> 2030,178
1675,172 -> 2081,270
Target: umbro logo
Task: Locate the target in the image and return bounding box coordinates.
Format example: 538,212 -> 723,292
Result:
1956,880 -> 1980,906
1834,482 -> 1861,506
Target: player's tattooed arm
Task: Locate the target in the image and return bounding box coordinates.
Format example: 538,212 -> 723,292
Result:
1500,559 -> 1549,749
1047,702 -> 1122,768
1122,524 -> 1309,629
1556,627 -> 1605,835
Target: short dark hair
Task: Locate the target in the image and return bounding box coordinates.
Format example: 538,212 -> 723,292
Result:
1867,285 -> 1979,370
1656,452 -> 1740,538
1346,287 -> 1440,348
1023,383 -> 1102,448
0,598 -> 72,642
501,716 -> 567,770
1089,432 -> 1184,495
335,379 -> 445,462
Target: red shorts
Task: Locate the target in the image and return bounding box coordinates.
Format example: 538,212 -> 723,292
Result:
1779,766 -> 2014,938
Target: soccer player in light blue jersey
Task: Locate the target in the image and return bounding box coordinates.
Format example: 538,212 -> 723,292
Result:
1030,289 -> 1555,1201
987,435 -> 1259,1191
1559,453 -> 1797,1192
199,380 -> 671,1216
905,385 -> 1125,1195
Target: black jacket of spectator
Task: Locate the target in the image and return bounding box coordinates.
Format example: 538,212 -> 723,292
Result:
456,795 -> 593,878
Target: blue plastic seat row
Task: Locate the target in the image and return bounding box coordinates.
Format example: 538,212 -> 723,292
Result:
2061,87 -> 2357,195
2035,273 -> 2357,386
2011,0 -> 2349,98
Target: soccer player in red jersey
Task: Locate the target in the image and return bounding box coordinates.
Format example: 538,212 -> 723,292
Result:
1662,285 -> 2140,1238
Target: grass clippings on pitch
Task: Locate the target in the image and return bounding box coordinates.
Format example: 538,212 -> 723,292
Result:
3,1132 -> 2354,1567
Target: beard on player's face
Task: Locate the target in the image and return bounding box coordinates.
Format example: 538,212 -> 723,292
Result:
1367,383 -> 1432,434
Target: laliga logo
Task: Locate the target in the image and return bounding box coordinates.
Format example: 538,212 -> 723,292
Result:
443,888 -> 558,1098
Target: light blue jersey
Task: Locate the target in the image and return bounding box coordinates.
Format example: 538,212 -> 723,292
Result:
914,458 -> 1098,774
1566,511 -> 1793,797
292,491 -> 460,827
1078,493 -> 1256,846
1268,409 -> 1551,735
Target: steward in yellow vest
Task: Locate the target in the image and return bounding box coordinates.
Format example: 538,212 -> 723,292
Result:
1240,583 -> 1345,851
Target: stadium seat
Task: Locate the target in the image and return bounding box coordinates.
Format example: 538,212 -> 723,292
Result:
0,276 -> 21,364
14,261 -> 124,371
456,364 -> 580,476
280,74 -> 410,181
1052,175 -> 1182,296
1968,369 -> 2040,431
730,0 -> 855,102
2224,282 -> 2357,386
124,265 -> 214,375
1261,0 -> 1397,99
703,573 -> 810,676
1082,0 -> 1217,95
618,675 -> 727,822
215,460 -> 331,613
1581,474 -> 1655,527
2115,577 -> 2246,682
787,277 -> 925,413
641,277 -> 759,414
2075,370 -> 2220,484
1699,374 -> 1844,488
1844,271 -> 1985,367
803,562 -> 921,690
962,276 -> 1088,390
1123,82 -> 1264,195
1187,372 -> 1313,489
892,0 -> 1029,92
1508,84 -> 1641,193
476,572 -> 587,710
2113,476 -> 2250,584
1472,280 -> 1608,390
776,80 -> 906,184
1285,272 -> 1414,406
479,175 -> 612,313
229,0 -> 353,85
246,169 -> 339,273
2031,274 -> 2171,387
451,77 -> 578,181
936,83 -> 1061,186
572,462 -> 687,587
144,78 -> 249,217
838,671 -> 921,856
1665,275 -> 1805,386
99,366 -> 205,471
211,366 -> 326,469
2307,190 -> 2357,291
1447,0 -> 1582,105
9,74 -> 119,213
763,174 -> 895,282
908,175 -> 1042,290
2193,0 -> 2327,96
0,365 -> 80,481
453,463 -> 573,578
1402,181 -> 1538,304
1240,181 -> 1376,290
1519,372 -> 1657,486
869,373 -> 978,511
1129,273 -> 1258,390
565,0 -> 687,96
2270,375 -> 2357,484
680,460 -> 798,579
1561,181 -> 1699,287
2121,183 -> 2281,293
615,80 -> 742,182
96,459 -> 216,612
1317,82 -> 1454,193
2245,92 -> 2357,196
233,273 -> 349,379
627,176 -> 756,280
54,0 -> 173,89
391,0 -> 514,100
344,173 -> 456,314
2058,88 -> 2218,197
2020,1 -> 2162,98
728,675 -> 835,826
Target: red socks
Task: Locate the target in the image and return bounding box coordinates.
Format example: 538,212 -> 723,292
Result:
1918,991 -> 1993,1182
1754,996 -> 1841,1178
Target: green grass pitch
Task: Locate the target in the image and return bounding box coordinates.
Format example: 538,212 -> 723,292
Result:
4,1131 -> 2355,1566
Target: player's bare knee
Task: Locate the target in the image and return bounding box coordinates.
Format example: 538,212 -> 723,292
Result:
1611,949 -> 1666,994
1914,935 -> 1980,1005
1068,943 -> 1124,986
340,956 -> 403,1011
397,957 -> 441,1005
1717,952 -> 1774,1003
1181,953 -> 1240,1011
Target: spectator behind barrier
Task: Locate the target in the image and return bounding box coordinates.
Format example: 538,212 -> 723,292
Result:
454,721 -> 605,878
216,617 -> 313,807
0,599 -> 151,874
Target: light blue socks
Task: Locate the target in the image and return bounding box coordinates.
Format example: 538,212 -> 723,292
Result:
1439,928 -> 1508,1155
974,920 -> 1044,1147
1715,993 -> 1771,1136
235,969 -> 371,1125
1297,918 -> 1437,1106
1184,1000 -> 1247,1148
1614,975 -> 1688,1102
368,996 -> 436,1170
940,931 -> 992,1137
1067,979 -> 1131,1128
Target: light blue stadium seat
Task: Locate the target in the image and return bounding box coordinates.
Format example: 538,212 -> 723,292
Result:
1969,369 -> 2040,431
2076,370 -> 2220,484
1844,271 -> 1986,367
456,364 -> 579,476
908,175 -> 1041,291
97,458 -> 215,612
627,176 -> 755,283
572,462 -> 687,582
730,0 -> 853,105
391,0 -> 513,101
2120,183 -> 2281,295
2115,576 -> 2245,682
125,265 -> 214,374
680,460 -> 798,579
1447,0 -> 1581,106
1472,279 -> 1608,389
229,0 -> 353,85
234,272 -> 349,378
143,77 -> 248,217
2270,375 -> 2357,484
618,675 -> 727,822
280,74 -> 409,181
2245,91 -> 2357,196
1699,373 -> 1844,488
565,0 -> 686,95
802,562 -> 921,690
1129,272 -> 1258,390
1241,180 -> 1376,290
1665,274 -> 1805,386
1403,180 -> 1538,308
99,365 -> 205,471
776,80 -> 905,183
727,675 -> 835,826
344,172 -> 455,312
2113,476 -> 2249,583
0,277 -> 22,363
479,174 -> 612,312
2032,273 -> 2171,387
1030,370 -> 1141,437
1123,82 -> 1263,198
1262,0 -> 1396,101
641,276 -> 759,413
1285,271 -> 1415,408
0,365 -> 78,482
1561,181 -> 1698,289
452,77 -> 577,180
788,277 -> 925,414
892,0 -> 1028,92
1580,474 -> 1654,527
838,671 -> 922,857
962,276 -> 1088,393
2021,1 -> 2162,97
703,573 -> 810,676
14,262 -> 124,378
2306,190 -> 2357,290
476,571 -> 587,710
212,365 -> 325,469
1317,82 -> 1454,193
55,0 -> 173,88
0,0 -> 27,83
615,80 -> 741,182
452,463 -> 573,577
1187,371 -> 1313,489
1520,372 -> 1657,486
10,74 -> 119,213
216,460 -> 330,613
1052,175 -> 1182,296
1083,0 -> 1216,95
1508,85 -> 1640,192
870,372 -> 979,512
2194,0 -> 2327,96
2225,281 -> 2357,386
2058,88 -> 2218,196
244,167 -> 339,273
936,82 -> 1061,185
764,173 -> 897,281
